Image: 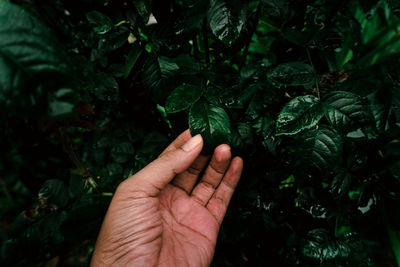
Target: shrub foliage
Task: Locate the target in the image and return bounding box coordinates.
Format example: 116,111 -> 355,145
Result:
1,0 -> 400,265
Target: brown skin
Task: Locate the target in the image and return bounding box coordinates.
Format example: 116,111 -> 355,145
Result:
91,130 -> 243,267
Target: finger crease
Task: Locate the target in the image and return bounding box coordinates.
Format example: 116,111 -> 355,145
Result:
200,180 -> 217,189
187,165 -> 202,176
210,161 -> 225,175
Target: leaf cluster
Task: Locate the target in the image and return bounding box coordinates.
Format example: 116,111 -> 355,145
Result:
1,0 -> 400,266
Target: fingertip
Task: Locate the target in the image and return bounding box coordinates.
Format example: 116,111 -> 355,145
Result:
231,156 -> 244,173
214,144 -> 231,162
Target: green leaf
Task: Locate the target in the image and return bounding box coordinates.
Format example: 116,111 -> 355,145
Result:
98,26 -> 130,52
208,0 -> 247,45
331,171 -> 351,197
302,229 -> 366,263
124,43 -> 142,78
276,95 -> 323,136
189,100 -> 231,152
142,56 -> 180,102
111,142 -> 135,163
205,85 -> 243,108
323,91 -> 369,131
165,84 -> 202,113
269,62 -> 314,87
297,125 -> 343,171
86,11 -> 114,34
172,54 -> 201,75
38,180 -> 69,209
0,1 -> 69,114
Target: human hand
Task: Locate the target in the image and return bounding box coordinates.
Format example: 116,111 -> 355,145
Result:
90,130 -> 243,266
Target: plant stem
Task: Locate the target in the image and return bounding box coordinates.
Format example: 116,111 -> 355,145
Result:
306,47 -> 320,99
202,19 -> 210,66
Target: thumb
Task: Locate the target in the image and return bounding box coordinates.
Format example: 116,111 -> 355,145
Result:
123,134 -> 203,196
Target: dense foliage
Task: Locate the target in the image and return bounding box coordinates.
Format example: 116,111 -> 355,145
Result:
1,0 -> 400,265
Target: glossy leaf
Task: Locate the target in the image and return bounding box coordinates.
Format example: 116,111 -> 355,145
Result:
189,100 -> 231,152
269,62 -> 314,87
205,85 -> 243,108
302,229 -> 366,263
276,95 -> 323,136
165,84 -> 202,113
297,125 -> 343,170
208,0 -> 247,45
323,91 -> 368,131
86,11 -> 114,34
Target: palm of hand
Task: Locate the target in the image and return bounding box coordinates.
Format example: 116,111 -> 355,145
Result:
91,131 -> 243,267
157,185 -> 220,266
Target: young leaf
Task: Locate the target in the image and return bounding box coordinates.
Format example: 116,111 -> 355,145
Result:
208,0 -> 247,45
276,95 -> 323,136
323,91 -> 368,131
297,125 -> 343,171
86,11 -> 114,34
269,62 -> 315,87
189,100 -> 231,152
165,84 -> 202,113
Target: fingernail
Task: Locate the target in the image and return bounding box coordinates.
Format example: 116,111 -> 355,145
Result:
182,134 -> 202,152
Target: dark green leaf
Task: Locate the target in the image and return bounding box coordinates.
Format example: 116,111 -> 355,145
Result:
172,54 -> 201,75
208,0 -> 247,45
261,0 -> 289,27
111,142 -> 135,163
302,229 -> 366,263
296,125 -> 343,171
276,95 -> 323,136
124,43 -> 142,78
0,1 -> 69,114
142,56 -> 180,102
165,84 -> 202,113
331,171 -> 351,197
98,26 -> 130,52
205,85 -> 243,108
38,180 -> 69,209
323,91 -> 369,131
86,11 -> 114,34
269,62 -> 314,87
189,100 -> 231,152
